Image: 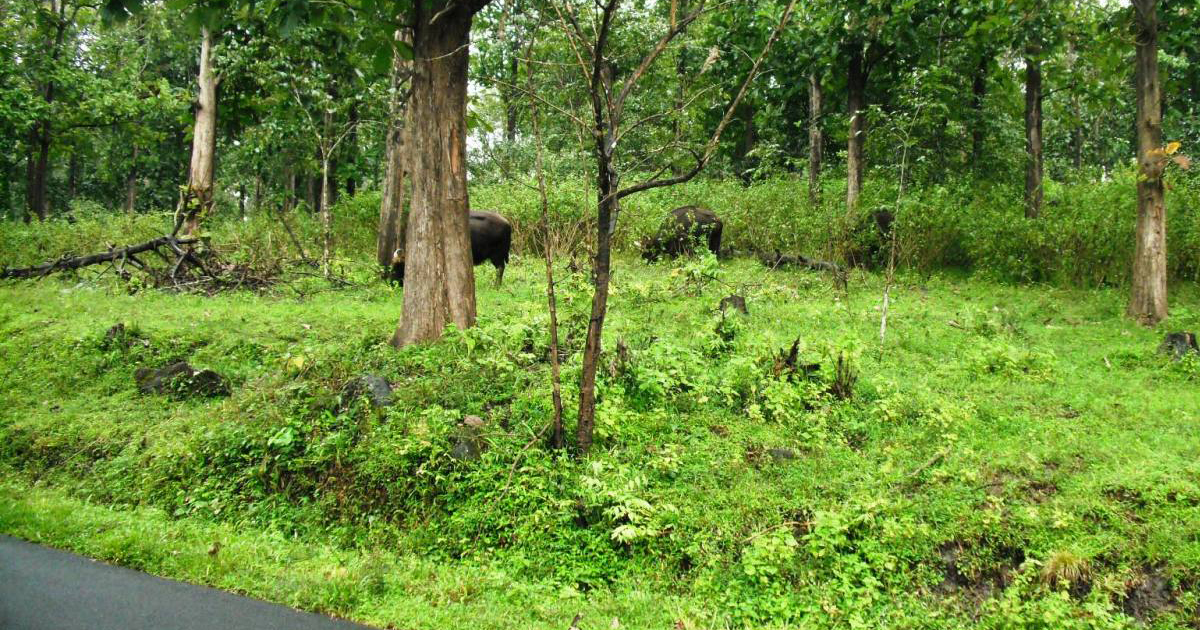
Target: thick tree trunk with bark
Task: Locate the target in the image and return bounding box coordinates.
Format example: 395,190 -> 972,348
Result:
1024,52 -> 1043,219
808,70 -> 822,207
377,31 -> 412,269
971,53 -> 988,168
846,43 -> 867,214
180,27 -> 217,237
1129,0 -> 1167,324
392,2 -> 488,348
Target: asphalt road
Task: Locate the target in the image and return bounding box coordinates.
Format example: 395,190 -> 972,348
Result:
0,535 -> 374,630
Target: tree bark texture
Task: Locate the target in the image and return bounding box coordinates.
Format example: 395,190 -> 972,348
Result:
1024,53 -> 1043,219
1129,0 -> 1167,324
377,31 -> 412,268
392,2 -> 489,348
846,43 -> 867,214
808,70 -> 822,207
181,26 -> 217,237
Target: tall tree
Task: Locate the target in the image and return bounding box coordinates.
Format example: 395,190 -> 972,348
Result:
179,26 -> 217,237
391,0 -> 492,348
555,0 -> 796,453
808,69 -> 822,206
1024,46 -> 1043,218
1128,0 -> 1166,324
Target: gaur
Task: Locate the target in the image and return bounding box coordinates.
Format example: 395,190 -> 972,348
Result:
389,210 -> 512,288
641,206 -> 723,261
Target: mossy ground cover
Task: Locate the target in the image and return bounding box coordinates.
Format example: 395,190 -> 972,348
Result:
1,252 -> 1199,629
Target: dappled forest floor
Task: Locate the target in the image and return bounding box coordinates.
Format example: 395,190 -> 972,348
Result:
1,255 -> 1199,629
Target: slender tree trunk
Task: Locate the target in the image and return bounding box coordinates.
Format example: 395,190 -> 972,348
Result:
378,30 -> 413,269
180,26 -> 217,237
346,101 -> 358,196
528,63 -> 565,450
29,125 -> 50,220
321,154 -> 333,278
283,164 -> 296,213
808,70 -> 823,207
1024,51 -> 1044,219
577,48 -> 621,455
253,173 -> 262,210
67,152 -> 78,203
733,103 -> 757,183
238,182 -> 247,219
126,144 -> 138,212
504,53 -> 520,143
26,0 -> 68,222
846,42 -> 867,214
971,53 -> 988,168
392,2 -> 486,348
1129,0 -> 1167,324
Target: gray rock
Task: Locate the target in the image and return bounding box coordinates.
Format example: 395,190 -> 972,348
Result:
450,415 -> 487,461
1159,332 -> 1198,361
719,294 -> 748,315
135,361 -> 229,397
767,447 -> 798,461
343,375 -> 393,407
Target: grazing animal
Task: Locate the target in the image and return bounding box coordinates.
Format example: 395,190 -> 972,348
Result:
389,210 -> 512,288
642,206 -> 723,261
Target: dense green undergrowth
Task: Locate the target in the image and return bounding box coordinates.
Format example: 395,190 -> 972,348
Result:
4,172 -> 1199,288
2,246 -> 1199,628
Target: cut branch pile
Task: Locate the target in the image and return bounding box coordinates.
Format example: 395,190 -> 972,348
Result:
0,234 -> 278,292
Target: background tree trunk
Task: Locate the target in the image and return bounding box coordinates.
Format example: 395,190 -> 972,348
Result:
346,101 -> 358,196
377,31 -> 412,269
1129,0 -> 1167,324
971,53 -> 988,168
181,26 -> 217,237
392,2 -> 485,348
283,164 -> 296,213
846,43 -> 867,214
808,70 -> 822,207
125,144 -> 138,213
1024,52 -> 1043,219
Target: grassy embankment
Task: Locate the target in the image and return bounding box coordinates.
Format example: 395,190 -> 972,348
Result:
2,241 -> 1199,628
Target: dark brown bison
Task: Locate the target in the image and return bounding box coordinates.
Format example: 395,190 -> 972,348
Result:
641,206 -> 723,261
389,210 -> 512,287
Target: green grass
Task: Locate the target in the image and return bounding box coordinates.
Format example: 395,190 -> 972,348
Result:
2,253 -> 1199,629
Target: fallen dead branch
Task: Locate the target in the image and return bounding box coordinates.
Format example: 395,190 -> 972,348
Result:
1,235 -> 199,279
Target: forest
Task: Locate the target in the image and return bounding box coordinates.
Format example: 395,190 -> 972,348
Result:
1,0 -> 1199,628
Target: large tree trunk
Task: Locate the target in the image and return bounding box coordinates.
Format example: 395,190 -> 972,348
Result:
1024,51 -> 1043,219
181,26 -> 217,237
808,70 -> 822,207
846,42 -> 867,214
392,2 -> 488,348
377,31 -> 413,269
971,53 -> 988,168
1129,0 -> 1167,324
